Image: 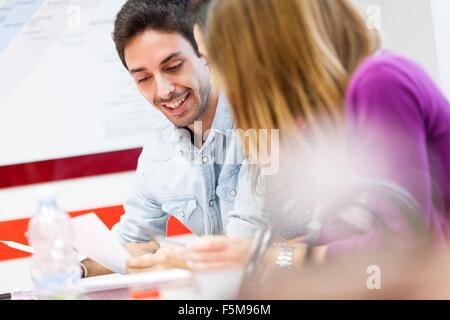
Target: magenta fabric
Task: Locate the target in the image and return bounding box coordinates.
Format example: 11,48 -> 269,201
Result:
327,50 -> 450,256
347,50 -> 450,236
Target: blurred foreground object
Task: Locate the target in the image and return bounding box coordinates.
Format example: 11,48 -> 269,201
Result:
239,178 -> 442,299
239,242 -> 450,299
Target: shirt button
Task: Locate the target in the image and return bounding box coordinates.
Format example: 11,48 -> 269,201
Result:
180,211 -> 186,218
202,156 -> 209,164
209,200 -> 214,207
230,190 -> 237,197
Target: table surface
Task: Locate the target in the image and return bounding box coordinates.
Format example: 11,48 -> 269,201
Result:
1,270 -> 244,300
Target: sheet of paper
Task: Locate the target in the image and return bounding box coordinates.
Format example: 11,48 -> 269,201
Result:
71,213 -> 129,274
156,234 -> 200,248
79,269 -> 192,293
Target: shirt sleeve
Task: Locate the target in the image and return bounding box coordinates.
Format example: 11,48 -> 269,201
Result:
225,161 -> 271,239
111,158 -> 168,244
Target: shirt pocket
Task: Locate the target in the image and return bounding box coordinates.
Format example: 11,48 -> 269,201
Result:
216,165 -> 240,203
161,195 -> 198,222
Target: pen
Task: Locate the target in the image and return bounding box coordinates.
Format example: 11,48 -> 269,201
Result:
0,293 -> 12,300
0,241 -> 35,254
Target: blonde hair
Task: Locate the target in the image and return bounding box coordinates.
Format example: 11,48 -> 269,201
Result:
205,0 -> 380,161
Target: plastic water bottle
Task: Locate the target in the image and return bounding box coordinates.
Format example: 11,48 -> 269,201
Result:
27,189 -> 82,300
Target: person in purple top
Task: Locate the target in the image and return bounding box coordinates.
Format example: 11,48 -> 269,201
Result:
346,50 -> 450,240
182,0 -> 450,271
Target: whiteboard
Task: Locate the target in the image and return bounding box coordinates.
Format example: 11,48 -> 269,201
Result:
0,0 -> 164,166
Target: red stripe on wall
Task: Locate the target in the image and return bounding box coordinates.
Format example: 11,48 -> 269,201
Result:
0,148 -> 142,189
0,206 -> 191,262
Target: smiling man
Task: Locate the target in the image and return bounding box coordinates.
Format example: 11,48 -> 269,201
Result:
81,0 -> 245,277
124,28 -> 215,132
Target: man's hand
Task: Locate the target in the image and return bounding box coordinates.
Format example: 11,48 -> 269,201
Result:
125,240 -> 160,257
185,236 -> 251,271
81,258 -> 114,278
126,246 -> 189,273
80,241 -> 160,277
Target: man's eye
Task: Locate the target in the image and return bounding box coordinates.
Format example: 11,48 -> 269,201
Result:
138,77 -> 151,84
166,62 -> 182,73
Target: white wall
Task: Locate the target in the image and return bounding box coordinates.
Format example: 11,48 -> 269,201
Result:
431,0 -> 450,99
352,0 -> 442,86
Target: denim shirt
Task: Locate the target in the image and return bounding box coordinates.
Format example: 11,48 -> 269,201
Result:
112,95 -> 247,243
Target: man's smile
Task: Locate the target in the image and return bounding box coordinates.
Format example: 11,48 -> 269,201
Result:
160,91 -> 191,116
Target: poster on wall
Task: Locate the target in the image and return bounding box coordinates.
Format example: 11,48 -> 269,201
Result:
0,0 -> 164,168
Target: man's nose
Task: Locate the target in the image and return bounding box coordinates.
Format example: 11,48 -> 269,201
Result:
155,75 -> 175,101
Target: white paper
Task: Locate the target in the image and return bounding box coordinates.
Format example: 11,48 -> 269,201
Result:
71,213 -> 129,274
156,234 -> 200,248
79,269 -> 192,293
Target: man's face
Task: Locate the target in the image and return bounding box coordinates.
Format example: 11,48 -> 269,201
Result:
125,29 -> 211,128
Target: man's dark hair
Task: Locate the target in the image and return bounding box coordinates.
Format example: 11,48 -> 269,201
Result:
188,0 -> 213,30
113,0 -> 198,69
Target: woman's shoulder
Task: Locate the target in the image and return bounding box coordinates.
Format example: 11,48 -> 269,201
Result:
345,49 -> 446,120
348,50 -> 427,96
348,48 -> 449,105
345,50 -> 450,137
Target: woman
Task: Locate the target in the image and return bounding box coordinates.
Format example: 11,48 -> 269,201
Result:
186,0 -> 450,270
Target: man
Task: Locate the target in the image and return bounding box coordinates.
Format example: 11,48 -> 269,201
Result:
83,0 -> 243,277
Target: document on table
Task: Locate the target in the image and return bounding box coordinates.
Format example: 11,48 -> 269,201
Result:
156,234 -> 200,248
79,269 -> 193,293
71,213 -> 129,274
